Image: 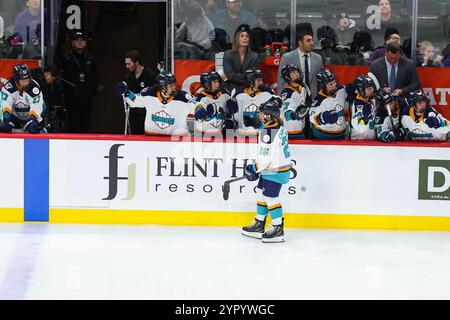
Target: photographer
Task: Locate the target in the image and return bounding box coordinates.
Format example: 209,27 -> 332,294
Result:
31,65 -> 67,132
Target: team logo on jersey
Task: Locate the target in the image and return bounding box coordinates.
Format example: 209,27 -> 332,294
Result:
209,112 -> 224,128
152,110 -> 175,129
32,87 -> 40,95
243,103 -> 258,118
14,101 -> 31,119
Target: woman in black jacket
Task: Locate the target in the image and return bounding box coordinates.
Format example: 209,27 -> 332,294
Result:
222,24 -> 258,92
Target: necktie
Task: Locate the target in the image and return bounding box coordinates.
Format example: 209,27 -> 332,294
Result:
304,54 -> 310,89
389,64 -> 396,91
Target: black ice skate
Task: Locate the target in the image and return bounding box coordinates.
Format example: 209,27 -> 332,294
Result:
241,217 -> 266,239
261,219 -> 285,243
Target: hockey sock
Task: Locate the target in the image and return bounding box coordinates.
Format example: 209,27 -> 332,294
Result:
256,189 -> 268,220
265,196 -> 283,222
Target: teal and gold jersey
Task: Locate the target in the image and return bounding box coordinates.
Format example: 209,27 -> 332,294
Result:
256,119 -> 291,184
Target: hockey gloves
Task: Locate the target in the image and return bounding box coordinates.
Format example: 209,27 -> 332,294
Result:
382,127 -> 407,143
288,105 -> 308,121
115,81 -> 135,99
425,116 -> 441,129
383,131 -> 396,143
25,119 -> 40,134
194,104 -> 207,121
194,103 -> 218,121
318,110 -> 339,125
243,115 -> 262,129
226,99 -> 238,114
0,120 -> 14,132
245,164 -> 260,182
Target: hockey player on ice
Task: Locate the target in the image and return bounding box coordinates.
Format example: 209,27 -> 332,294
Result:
349,75 -> 378,140
0,64 -> 45,133
241,96 -> 291,243
115,72 -> 195,136
401,90 -> 450,141
374,89 -> 406,142
193,71 -> 231,136
309,68 -> 348,139
279,64 -> 308,138
231,69 -> 276,137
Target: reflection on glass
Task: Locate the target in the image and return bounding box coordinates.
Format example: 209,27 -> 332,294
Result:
417,0 -> 449,67
296,0 -> 413,66
0,0 -> 43,60
174,0 -> 291,61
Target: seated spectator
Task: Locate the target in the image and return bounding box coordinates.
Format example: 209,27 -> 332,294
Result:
211,27 -> 229,50
176,1 -> 215,52
222,24 -> 258,92
13,0 -> 41,44
257,10 -> 279,32
349,31 -> 374,65
368,27 -> 403,64
442,44 -> 450,68
367,0 -> 409,48
203,0 -> 218,17
0,15 -> 7,58
316,25 -> 349,65
22,22 -> 41,59
1,32 -> 25,59
416,41 -> 444,67
210,0 -> 258,43
248,27 -> 267,57
335,13 -> 359,47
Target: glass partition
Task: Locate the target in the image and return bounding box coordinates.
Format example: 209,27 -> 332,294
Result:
173,0 -> 291,60
0,0 -> 44,60
295,0 -> 413,65
416,0 -> 449,67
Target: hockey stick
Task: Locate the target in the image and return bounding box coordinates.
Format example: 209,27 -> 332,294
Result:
230,88 -> 237,131
123,98 -> 131,135
368,71 -> 396,132
222,176 -> 247,201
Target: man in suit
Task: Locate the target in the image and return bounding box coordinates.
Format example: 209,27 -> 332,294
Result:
369,42 -> 420,97
277,29 -> 323,104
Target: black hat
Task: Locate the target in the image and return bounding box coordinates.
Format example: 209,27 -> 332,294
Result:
296,22 -> 313,35
71,31 -> 86,41
384,27 -> 399,41
234,24 -> 251,37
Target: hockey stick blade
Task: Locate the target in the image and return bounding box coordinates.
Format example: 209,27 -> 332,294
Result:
222,176 -> 247,201
223,182 -> 231,201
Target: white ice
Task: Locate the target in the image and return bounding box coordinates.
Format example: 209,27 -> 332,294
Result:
1,223 -> 450,299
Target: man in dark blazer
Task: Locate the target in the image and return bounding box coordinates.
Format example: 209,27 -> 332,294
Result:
277,29 -> 323,102
369,42 -> 420,97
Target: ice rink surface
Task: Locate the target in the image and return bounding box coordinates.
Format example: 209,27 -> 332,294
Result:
1,223 -> 450,300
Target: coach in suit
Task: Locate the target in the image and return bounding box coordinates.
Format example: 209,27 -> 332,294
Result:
277,30 -> 323,103
369,42 -> 420,97
222,24 -> 259,92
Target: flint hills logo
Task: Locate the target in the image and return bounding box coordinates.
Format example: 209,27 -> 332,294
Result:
152,110 -> 175,129
103,144 -> 136,201
418,160 -> 450,200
